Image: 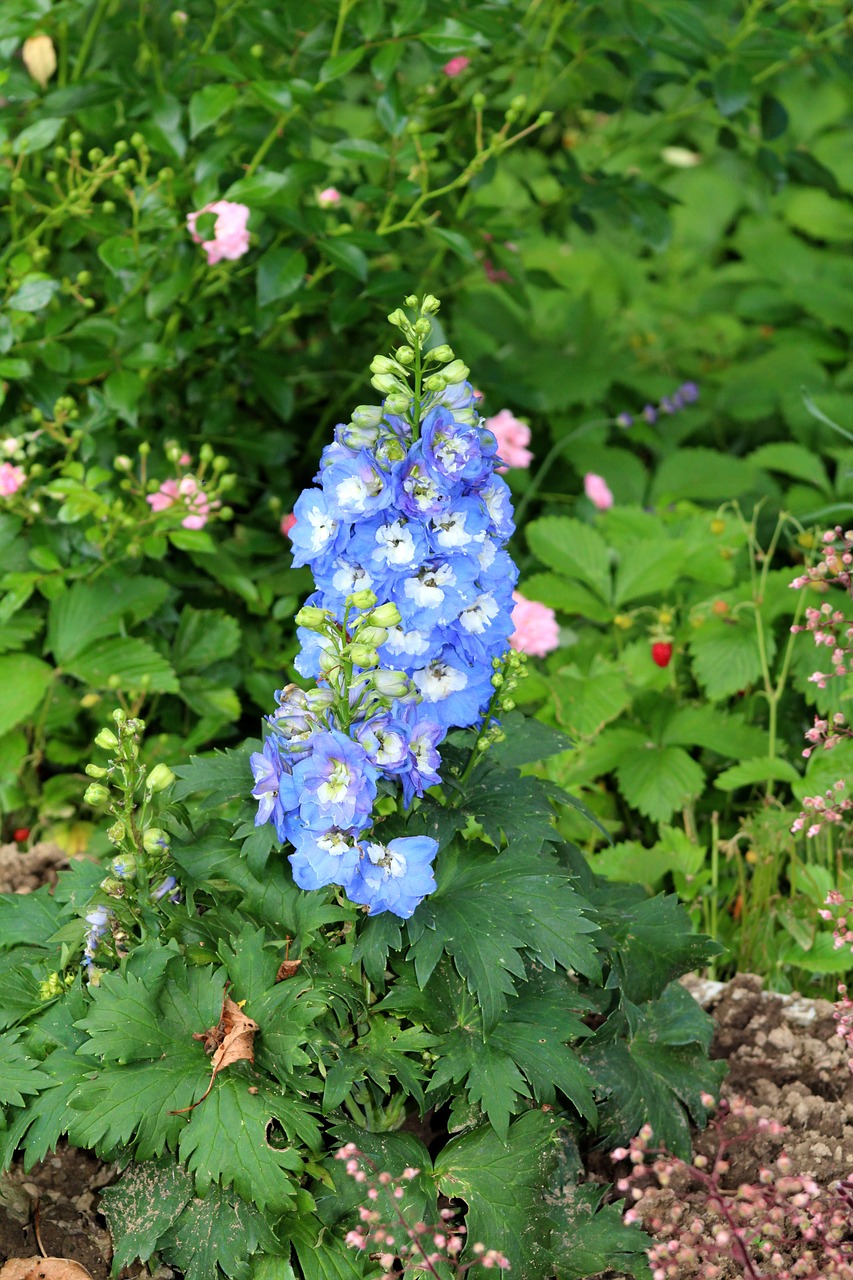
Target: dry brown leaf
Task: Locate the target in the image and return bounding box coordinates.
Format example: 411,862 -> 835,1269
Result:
21,35 -> 57,88
211,995 -> 258,1071
171,990 -> 259,1114
0,1259 -> 94,1280
276,957 -> 303,981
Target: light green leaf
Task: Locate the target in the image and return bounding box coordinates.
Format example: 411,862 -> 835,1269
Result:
66,636 -> 179,692
0,653 -> 53,736
616,743 -> 705,824
435,1111 -> 558,1280
172,606 -> 241,673
6,275 -> 60,312
551,660 -> 630,738
613,540 -> 685,605
520,571 -> 612,622
689,616 -> 772,701
661,707 -> 768,758
526,516 -> 611,601
189,83 -> 239,138
713,63 -> 750,116
750,443 -> 830,492
319,48 -> 365,82
47,574 -> 168,663
12,117 -> 63,155
715,756 -> 800,791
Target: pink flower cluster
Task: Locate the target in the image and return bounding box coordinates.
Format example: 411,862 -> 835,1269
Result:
615,1098 -> 853,1279
187,200 -> 250,265
0,462 -> 25,496
147,474 -> 219,529
336,1143 -> 510,1278
483,410 -> 532,472
791,782 -> 853,839
509,591 -> 559,658
800,712 -> 850,760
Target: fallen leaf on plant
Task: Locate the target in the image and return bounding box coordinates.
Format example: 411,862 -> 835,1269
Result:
0,1259 -> 94,1280
276,957 -> 302,981
171,991 -> 259,1113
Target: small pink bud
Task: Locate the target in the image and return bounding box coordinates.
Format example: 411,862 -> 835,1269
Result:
584,472 -> 614,511
443,55 -> 470,77
318,186 -> 342,208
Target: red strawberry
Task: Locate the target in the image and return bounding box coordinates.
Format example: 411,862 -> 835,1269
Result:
13,827 -> 30,843
651,642 -> 673,668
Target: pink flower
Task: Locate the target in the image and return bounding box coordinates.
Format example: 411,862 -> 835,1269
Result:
280,512 -> 297,537
146,475 -> 218,529
0,463 -> 25,496
509,591 -> 559,658
186,200 -> 250,265
584,472 -> 613,511
318,187 -> 342,208
485,409 -> 533,472
443,56 -> 470,77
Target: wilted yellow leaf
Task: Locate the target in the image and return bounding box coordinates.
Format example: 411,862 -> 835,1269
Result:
22,34 -> 57,88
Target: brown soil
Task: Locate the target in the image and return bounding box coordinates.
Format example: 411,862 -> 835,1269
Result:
0,844 -> 67,895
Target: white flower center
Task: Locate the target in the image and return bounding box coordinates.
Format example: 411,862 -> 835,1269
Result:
317,758 -> 352,805
414,661 -> 468,702
366,841 -> 406,876
459,592 -> 499,634
374,520 -> 417,566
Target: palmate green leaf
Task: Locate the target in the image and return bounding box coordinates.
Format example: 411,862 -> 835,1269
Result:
435,1111 -> 559,1280
551,660 -> 630,738
290,1216 -> 368,1280
689,614 -> 774,701
548,1139 -> 650,1280
582,984 -> 726,1160
74,967 -> 171,1060
157,1181 -> 283,1280
172,606 -> 242,674
101,1158 -> 194,1271
179,1073 -> 304,1214
65,635 -> 179,692
68,1055 -> 207,1157
0,887 -> 63,950
0,1032 -> 50,1107
525,516 -> 612,601
47,573 -> 169,663
451,763 -> 557,854
488,709 -> 572,768
661,706 -> 768,759
408,843 -> 599,1028
172,745 -> 258,805
314,1127 -> 434,1228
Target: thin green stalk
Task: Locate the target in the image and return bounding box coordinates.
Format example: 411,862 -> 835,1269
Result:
244,111 -> 294,179
71,0 -> 112,82
330,0 -> 357,59
512,417 -> 613,528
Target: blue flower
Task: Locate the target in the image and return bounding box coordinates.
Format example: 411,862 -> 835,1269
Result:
426,495 -> 490,556
400,715 -> 444,806
346,836 -> 438,918
421,407 -> 488,485
395,556 -> 479,632
289,827 -> 362,891
355,714 -> 410,773
323,450 -> 394,519
395,442 -> 454,519
294,729 -> 377,833
411,648 -> 494,728
289,489 -> 345,567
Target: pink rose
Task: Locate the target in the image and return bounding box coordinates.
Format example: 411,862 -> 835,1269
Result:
187,200 -> 251,265
280,512 -> 297,537
318,187 -> 342,208
485,409 -> 533,473
509,592 -> 560,658
443,56 -> 470,77
584,472 -> 613,511
0,463 -> 25,496
146,475 -> 218,529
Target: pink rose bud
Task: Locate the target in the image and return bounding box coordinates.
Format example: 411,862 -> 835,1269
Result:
187,200 -> 251,265
584,472 -> 613,511
443,55 -> 470,77
318,187 -> 342,208
281,512 -> 297,537
484,409 -> 533,472
509,591 -> 560,658
0,463 -> 26,496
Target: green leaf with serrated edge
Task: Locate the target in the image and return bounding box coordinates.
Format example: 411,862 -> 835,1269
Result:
660,706 -> 768,758
582,984 -> 725,1160
101,1159 -> 194,1270
551,663 -> 630,738
715,756 -> 800,791
612,540 -> 686,606
488,710 -> 572,768
157,1183 -> 282,1280
600,892 -> 718,1006
251,980 -> 329,1086
407,842 -> 598,1028
2,1051 -> 89,1171
352,913 -> 403,986
75,968 -> 170,1061
218,924 -> 280,1007
158,960 -> 227,1045
172,606 -> 241,674
0,957 -> 44,1030
68,1055 -> 206,1156
66,635 -> 179,692
450,763 -> 557,853
290,1215 -> 373,1280
520,571 -> 613,622
0,1032 -> 50,1107
0,888 -> 63,950
616,742 -> 705,824
172,744 -> 258,804
435,1111 -> 559,1279
314,1127 -> 434,1227
548,1135 -> 651,1280
0,654 -> 53,736
526,516 -> 612,601
179,1073 -> 303,1213
47,573 -> 169,662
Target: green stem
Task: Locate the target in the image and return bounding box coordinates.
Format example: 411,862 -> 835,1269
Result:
709,811 -> 719,979
512,417 -> 614,529
71,0 -> 112,82
330,0 -> 356,59
244,111 -> 293,178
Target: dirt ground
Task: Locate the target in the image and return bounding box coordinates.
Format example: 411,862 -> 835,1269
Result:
0,838 -> 850,1280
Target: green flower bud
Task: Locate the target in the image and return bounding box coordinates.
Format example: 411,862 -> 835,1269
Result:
69,130 -> 84,148
352,404 -> 384,428
295,604 -> 329,629
130,132 -> 146,149
318,648 -> 340,674
114,139 -> 128,156
143,827 -> 171,853
85,763 -> 109,778
421,294 -> 440,314
371,373 -> 403,394
199,442 -> 214,463
367,601 -> 401,628
387,308 -> 410,329
100,876 -> 124,896
371,669 -> 412,698
428,344 -> 454,362
423,373 -> 447,392
107,822 -> 126,847
395,346 -> 415,365
537,110 -> 554,125
348,588 -> 377,610
113,454 -> 132,471
356,625 -> 388,647
510,94 -> 527,112
84,783 -> 110,806
383,393 -> 412,415
403,294 -> 419,308
442,359 -> 469,383
87,147 -> 104,163
145,763 -> 176,793
413,317 -> 431,337
95,728 -> 119,750
370,355 -> 399,375
102,200 -> 116,213
472,92 -> 486,109
348,644 -> 379,668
